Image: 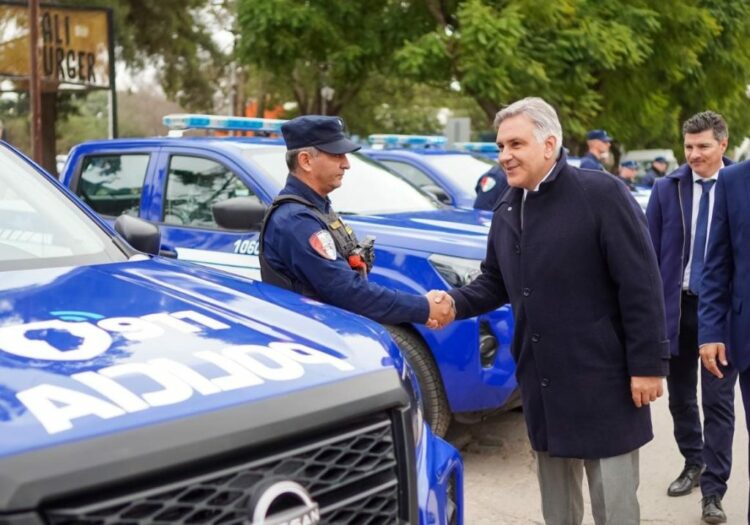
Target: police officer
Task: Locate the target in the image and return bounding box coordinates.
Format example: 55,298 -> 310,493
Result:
260,115 -> 453,326
641,156 -> 669,187
473,164 -> 509,211
580,129 -> 613,171
618,159 -> 639,191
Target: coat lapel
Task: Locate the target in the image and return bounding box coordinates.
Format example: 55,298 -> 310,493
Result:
496,188 -> 523,239
667,165 -> 694,265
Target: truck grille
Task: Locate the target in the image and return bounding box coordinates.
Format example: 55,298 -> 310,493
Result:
44,416 -> 402,524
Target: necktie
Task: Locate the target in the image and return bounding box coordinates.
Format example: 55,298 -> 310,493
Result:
688,179 -> 716,294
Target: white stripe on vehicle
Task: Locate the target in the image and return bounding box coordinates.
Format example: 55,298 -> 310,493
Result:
175,247 -> 260,280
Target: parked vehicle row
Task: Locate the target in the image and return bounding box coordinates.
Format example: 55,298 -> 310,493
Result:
59,115 -> 519,439
0,140 -> 463,524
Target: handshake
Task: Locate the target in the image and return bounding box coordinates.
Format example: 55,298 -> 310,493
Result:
425,290 -> 456,329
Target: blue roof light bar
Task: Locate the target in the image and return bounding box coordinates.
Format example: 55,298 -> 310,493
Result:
368,134 -> 447,147
453,142 -> 499,153
163,114 -> 287,133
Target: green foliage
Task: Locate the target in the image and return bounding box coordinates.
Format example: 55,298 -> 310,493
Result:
56,91 -> 108,153
236,0 -> 434,115
395,0 -> 750,151
58,0 -> 225,111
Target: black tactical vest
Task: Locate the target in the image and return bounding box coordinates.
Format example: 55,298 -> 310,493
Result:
259,194 -> 363,298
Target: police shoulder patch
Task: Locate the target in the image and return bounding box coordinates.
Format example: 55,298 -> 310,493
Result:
309,230 -> 337,260
479,176 -> 496,192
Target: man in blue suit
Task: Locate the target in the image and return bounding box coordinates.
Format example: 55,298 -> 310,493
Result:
579,129 -> 612,171
699,156 -> 750,524
647,111 -> 736,524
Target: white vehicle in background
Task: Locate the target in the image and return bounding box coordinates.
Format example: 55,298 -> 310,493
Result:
734,137 -> 750,162
622,148 -> 678,176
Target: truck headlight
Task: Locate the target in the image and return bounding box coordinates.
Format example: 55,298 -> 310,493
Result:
428,254 -> 482,288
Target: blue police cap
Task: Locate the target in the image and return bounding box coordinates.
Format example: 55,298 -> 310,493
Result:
281,115 -> 361,154
653,156 -> 668,163
586,129 -> 612,142
620,160 -> 639,169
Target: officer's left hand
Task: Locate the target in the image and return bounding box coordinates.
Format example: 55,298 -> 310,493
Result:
630,376 -> 664,407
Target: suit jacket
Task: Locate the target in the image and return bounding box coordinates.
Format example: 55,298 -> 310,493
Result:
449,155 -> 669,459
646,159 -> 733,356
699,159 -> 750,372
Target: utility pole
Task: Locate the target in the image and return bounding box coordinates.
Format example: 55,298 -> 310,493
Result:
29,0 -> 43,163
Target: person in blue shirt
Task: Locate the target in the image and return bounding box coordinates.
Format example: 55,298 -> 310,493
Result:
473,164 -> 509,210
580,129 -> 613,171
260,115 -> 453,327
618,160 -> 639,192
641,156 -> 669,187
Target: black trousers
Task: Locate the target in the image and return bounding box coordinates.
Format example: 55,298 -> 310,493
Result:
667,292 -> 738,498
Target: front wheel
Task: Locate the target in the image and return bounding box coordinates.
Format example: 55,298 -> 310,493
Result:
385,325 -> 451,437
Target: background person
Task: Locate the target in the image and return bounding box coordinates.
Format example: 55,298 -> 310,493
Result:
699,157 -> 750,525
618,160 -> 639,191
446,97 -> 668,525
646,111 -> 736,524
641,156 -> 669,187
579,129 -> 612,171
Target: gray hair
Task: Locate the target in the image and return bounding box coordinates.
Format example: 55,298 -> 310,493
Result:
682,111 -> 728,142
494,97 -> 563,156
285,146 -> 319,172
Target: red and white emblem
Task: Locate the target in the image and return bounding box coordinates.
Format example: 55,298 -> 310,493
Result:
479,176 -> 496,192
309,230 -> 337,260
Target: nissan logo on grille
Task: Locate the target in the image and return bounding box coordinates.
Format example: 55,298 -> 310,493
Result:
249,480 -> 320,525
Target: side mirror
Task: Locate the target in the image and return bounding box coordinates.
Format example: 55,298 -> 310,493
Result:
114,215 -> 161,256
212,197 -> 267,230
421,184 -> 452,205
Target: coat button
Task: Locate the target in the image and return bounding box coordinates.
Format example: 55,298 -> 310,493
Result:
523,287 -> 532,297
531,333 -> 541,343
541,378 -> 550,387
514,243 -> 521,254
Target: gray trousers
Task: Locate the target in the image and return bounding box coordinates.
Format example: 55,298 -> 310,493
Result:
535,449 -> 640,525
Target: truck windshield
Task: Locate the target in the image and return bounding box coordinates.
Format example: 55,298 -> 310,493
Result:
421,154 -> 495,197
0,145 -> 127,271
245,148 -> 440,214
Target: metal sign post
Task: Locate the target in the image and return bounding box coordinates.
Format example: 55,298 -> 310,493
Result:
28,0 -> 42,162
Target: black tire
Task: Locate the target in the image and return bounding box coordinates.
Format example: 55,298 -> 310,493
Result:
385,325 -> 452,437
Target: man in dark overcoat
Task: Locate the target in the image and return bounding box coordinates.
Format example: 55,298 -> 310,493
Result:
446,97 -> 670,524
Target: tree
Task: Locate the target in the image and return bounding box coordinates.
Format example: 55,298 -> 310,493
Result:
395,0 -> 750,151
58,0 -> 226,111
341,73 -> 487,137
236,0 -> 435,116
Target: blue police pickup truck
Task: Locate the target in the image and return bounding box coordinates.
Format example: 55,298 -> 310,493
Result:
0,141 -> 463,524
60,115 -> 518,438
365,136 -> 497,209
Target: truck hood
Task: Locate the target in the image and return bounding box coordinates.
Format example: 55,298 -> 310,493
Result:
345,207 -> 492,258
0,258 -> 401,458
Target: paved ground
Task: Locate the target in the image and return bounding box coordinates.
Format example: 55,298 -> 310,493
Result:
449,384 -> 747,524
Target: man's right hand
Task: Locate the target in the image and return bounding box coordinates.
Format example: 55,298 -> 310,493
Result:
425,290 -> 455,329
700,343 -> 728,379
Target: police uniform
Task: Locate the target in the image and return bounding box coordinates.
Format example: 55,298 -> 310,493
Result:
473,165 -> 509,211
580,129 -> 612,172
618,160 -> 641,192
260,115 -> 429,325
580,152 -> 605,171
